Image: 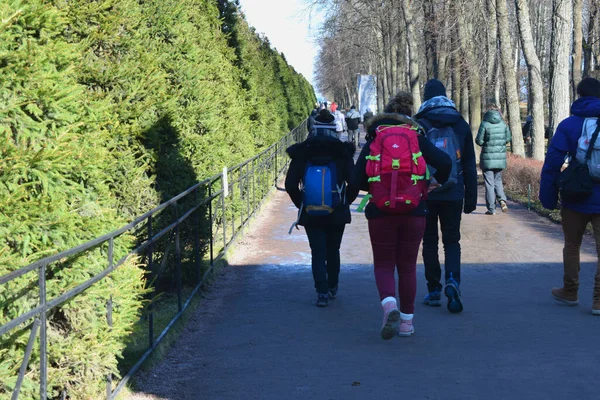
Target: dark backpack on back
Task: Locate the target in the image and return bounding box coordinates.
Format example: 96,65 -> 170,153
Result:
420,120 -> 461,192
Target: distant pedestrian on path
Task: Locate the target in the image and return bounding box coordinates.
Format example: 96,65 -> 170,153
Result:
307,103 -> 319,134
415,79 -> 478,314
345,105 -> 361,147
476,103 -> 511,215
285,109 -> 357,307
363,108 -> 374,127
349,92 -> 452,339
331,102 -> 347,139
540,77 -> 600,316
522,115 -> 533,157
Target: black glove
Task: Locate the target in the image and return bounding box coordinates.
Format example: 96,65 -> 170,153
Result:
464,203 -> 476,214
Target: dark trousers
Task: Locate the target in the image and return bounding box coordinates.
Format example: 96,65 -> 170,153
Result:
483,169 -> 507,212
561,208 -> 600,299
423,200 -> 463,293
305,225 -> 346,294
348,129 -> 359,147
368,215 -> 426,314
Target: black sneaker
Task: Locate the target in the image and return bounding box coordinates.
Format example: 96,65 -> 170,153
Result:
328,286 -> 338,299
444,277 -> 463,314
423,290 -> 442,306
316,293 -> 329,307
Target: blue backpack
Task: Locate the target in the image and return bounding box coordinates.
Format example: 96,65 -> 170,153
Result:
303,160 -> 344,215
288,159 -> 345,233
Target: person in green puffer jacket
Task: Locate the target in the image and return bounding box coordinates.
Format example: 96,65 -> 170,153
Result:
476,105 -> 512,215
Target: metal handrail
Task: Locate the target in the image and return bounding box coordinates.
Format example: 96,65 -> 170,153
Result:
0,119 -> 308,399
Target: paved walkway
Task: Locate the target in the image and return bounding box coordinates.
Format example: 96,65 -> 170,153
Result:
131,174 -> 599,399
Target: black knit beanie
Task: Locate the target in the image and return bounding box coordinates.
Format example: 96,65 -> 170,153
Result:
423,79 -> 447,101
577,78 -> 600,99
315,109 -> 335,123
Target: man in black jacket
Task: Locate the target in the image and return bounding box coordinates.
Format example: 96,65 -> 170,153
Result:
345,105 -> 362,147
415,79 -> 478,314
285,109 -> 357,307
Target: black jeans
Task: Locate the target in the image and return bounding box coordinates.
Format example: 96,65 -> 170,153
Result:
422,200 -> 463,293
305,224 -> 346,294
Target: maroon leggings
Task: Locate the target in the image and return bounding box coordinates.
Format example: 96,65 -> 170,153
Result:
368,215 -> 426,314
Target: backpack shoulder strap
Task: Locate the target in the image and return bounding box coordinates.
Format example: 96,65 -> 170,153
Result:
417,118 -> 432,133
585,119 -> 600,161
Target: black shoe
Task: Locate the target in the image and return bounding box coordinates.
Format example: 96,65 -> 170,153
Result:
485,210 -> 495,215
444,278 -> 463,314
316,293 -> 329,307
328,286 -> 338,299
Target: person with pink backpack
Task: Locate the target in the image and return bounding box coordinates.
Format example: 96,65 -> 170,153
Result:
348,92 -> 451,339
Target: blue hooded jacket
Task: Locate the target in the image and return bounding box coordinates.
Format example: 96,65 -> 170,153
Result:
540,96 -> 600,213
415,97 -> 478,209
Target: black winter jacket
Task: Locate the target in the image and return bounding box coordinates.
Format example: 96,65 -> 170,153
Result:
347,113 -> 452,219
285,136 -> 357,227
414,98 -> 478,212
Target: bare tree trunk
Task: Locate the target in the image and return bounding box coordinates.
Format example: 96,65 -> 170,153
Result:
423,0 -> 438,78
401,0 -> 422,113
457,8 -> 482,136
486,0 -> 499,103
572,0 -> 583,97
548,0 -> 573,139
395,23 -> 406,92
583,2 -> 597,77
461,64 -> 470,122
594,2 -> 600,73
377,71 -> 384,112
515,0 -> 545,160
494,59 -> 501,104
452,50 -> 461,107
438,0 -> 450,84
496,0 -> 525,156
389,14 -> 399,94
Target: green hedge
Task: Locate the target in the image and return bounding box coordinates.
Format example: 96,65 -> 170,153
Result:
0,0 -> 315,398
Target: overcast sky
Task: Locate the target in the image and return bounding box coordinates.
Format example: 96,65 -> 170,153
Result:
238,0 -> 323,88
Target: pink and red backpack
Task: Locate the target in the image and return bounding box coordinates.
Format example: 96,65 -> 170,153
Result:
365,124 -> 429,213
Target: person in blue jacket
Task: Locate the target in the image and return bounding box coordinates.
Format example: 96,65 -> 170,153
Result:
540,77 -> 600,316
414,79 -> 478,314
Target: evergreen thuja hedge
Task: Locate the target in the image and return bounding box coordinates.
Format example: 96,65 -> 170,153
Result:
0,2 -> 147,399
1,0 -> 315,398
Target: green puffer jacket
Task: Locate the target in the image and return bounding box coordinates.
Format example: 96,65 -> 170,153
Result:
475,110 -> 512,170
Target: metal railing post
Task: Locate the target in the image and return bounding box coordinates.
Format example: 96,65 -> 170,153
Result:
194,189 -> 201,283
221,190 -> 226,251
106,238 -> 114,399
252,159 -> 256,213
275,142 -> 278,183
147,216 -> 154,349
39,264 -> 47,400
106,294 -> 113,399
209,185 -> 214,268
246,163 -> 250,221
11,319 -> 40,400
230,172 -> 235,240
175,200 -> 182,312
239,171 -> 244,234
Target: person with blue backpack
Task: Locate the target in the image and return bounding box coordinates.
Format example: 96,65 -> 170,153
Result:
348,92 -> 452,339
285,108 -> 357,307
415,79 -> 478,314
